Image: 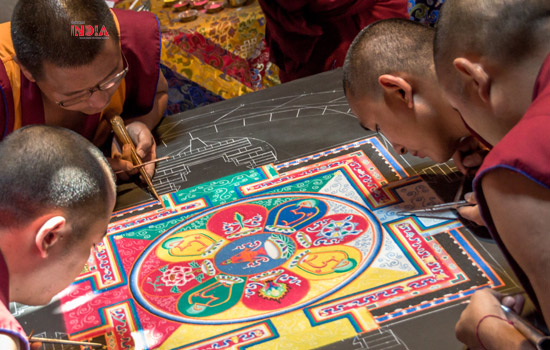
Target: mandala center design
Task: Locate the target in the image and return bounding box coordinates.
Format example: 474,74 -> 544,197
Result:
215,233 -> 296,276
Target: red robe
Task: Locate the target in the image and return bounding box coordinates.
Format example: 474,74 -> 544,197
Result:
474,53 -> 550,310
258,0 -> 409,82
0,9 -> 160,145
0,251 -> 30,350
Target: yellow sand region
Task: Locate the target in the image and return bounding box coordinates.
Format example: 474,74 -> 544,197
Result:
160,266 -> 415,349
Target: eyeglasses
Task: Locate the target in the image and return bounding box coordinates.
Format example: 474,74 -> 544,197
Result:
56,53 -> 129,108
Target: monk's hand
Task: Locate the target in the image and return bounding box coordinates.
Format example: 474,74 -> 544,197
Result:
456,289 -> 531,350
125,121 -> 157,180
109,143 -> 137,182
457,192 -> 485,226
452,136 -> 488,175
456,289 -> 518,350
502,293 -> 525,315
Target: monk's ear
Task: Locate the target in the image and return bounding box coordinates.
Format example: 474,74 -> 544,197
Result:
378,74 -> 414,109
452,57 -> 491,103
13,56 -> 36,82
35,216 -> 66,258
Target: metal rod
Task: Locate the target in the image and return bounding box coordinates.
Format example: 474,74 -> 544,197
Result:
29,336 -> 103,348
114,156 -> 170,174
500,305 -> 550,350
396,200 -> 473,216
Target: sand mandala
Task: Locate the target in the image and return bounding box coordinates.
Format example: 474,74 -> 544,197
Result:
58,139 -> 505,349
131,193 -> 383,324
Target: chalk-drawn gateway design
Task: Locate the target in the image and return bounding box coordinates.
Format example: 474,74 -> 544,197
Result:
130,193 -> 383,324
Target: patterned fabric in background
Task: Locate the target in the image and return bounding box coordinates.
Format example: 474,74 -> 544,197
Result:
161,64 -> 223,116
156,0 -> 444,115
408,0 -> 444,27
161,0 -> 279,95
114,0 -> 279,115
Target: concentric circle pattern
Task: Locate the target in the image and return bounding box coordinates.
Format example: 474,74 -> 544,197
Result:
130,193 -> 383,324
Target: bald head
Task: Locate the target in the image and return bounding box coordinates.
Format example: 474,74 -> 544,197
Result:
343,18 -> 435,100
11,0 -> 119,80
0,126 -> 116,241
434,0 -> 550,92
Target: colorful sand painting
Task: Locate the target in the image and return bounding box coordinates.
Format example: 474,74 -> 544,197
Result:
58,138 -> 503,349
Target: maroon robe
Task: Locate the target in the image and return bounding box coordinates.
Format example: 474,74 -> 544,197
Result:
258,0 -> 409,82
474,53 -> 550,310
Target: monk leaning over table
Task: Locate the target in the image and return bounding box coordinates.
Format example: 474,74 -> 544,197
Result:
0,0 -> 168,179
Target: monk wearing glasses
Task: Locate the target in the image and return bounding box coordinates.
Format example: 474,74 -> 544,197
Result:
0,0 -> 168,179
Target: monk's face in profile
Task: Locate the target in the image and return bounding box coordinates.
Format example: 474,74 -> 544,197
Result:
348,85 -> 468,163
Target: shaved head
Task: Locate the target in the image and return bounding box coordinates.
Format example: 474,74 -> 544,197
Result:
434,0 -> 550,93
11,0 -> 119,80
343,18 -> 435,100
0,125 -> 116,242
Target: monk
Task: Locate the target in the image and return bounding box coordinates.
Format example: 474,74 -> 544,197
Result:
0,0 -> 168,179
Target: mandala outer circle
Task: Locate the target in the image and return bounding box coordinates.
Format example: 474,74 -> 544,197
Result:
130,192 -> 383,324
